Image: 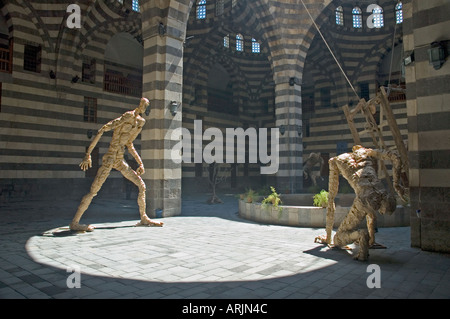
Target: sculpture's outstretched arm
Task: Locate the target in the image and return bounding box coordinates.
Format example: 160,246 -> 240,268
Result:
369,148 -> 407,201
80,114 -> 128,171
79,128 -> 104,171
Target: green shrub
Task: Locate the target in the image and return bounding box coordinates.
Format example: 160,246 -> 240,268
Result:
313,190 -> 329,208
261,186 -> 283,217
262,186 -> 282,208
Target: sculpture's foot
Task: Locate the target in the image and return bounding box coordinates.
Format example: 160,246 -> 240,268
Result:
370,242 -> 387,249
207,196 -> 223,204
136,216 -> 164,227
70,222 -> 95,232
353,250 -> 369,261
358,231 -> 370,260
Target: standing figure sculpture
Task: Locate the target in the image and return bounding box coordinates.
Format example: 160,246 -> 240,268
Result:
315,145 -> 407,261
303,152 -> 324,187
70,97 -> 163,232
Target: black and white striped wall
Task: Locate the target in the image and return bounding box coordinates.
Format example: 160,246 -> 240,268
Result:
403,0 -> 450,253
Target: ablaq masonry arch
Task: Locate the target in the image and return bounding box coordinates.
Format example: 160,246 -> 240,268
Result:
138,0 -> 336,216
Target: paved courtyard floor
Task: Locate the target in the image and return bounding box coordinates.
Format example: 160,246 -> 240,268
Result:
1,192 -> 449,302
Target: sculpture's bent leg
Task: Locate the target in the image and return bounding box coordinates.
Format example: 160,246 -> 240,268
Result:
118,162 -> 163,227
366,212 -> 377,247
326,157 -> 340,244
333,199 -> 370,261
70,164 -> 112,231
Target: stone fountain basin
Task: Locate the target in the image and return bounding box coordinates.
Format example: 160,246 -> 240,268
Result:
238,194 -> 409,228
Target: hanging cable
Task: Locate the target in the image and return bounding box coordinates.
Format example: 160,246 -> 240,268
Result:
300,0 -> 360,100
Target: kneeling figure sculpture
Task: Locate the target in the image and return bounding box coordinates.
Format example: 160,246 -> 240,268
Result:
315,145 -> 407,261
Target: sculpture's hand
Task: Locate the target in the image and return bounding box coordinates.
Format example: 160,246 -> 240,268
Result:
314,235 -> 328,244
79,154 -> 92,171
136,164 -> 145,176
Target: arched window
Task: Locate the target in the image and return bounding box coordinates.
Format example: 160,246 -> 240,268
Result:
373,6 -> 384,28
223,34 -> 229,48
352,7 -> 362,28
336,6 -> 344,26
132,0 -> 139,12
236,34 -> 243,52
252,38 -> 260,53
396,2 -> 403,24
197,0 -> 206,20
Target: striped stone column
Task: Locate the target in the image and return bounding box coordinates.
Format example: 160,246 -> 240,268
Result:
403,0 -> 450,253
274,74 -> 303,194
262,0 -> 330,193
140,0 -> 190,217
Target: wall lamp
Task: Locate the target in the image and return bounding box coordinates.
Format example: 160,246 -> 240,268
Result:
158,22 -> 166,36
428,42 -> 447,70
403,50 -> 414,66
289,77 -> 299,86
169,101 -> 179,116
184,35 -> 195,47
49,70 -> 56,79
71,75 -> 79,83
87,130 -> 93,139
279,125 -> 286,135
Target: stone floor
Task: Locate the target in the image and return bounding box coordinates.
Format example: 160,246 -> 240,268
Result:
1,192 -> 449,302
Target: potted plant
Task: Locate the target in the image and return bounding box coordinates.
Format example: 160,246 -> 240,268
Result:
262,186 -> 281,207
262,186 -> 283,214
242,188 -> 257,203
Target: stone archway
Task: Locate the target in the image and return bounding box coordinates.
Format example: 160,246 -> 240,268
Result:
138,0 -> 337,209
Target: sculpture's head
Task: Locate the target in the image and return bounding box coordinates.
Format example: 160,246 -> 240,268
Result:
137,97 -> 150,115
379,192 -> 397,215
